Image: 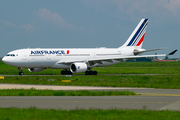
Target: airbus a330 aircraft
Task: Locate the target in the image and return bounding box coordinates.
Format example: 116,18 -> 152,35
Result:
2,19 -> 177,75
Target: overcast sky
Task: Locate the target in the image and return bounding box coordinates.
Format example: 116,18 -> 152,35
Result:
0,0 -> 180,58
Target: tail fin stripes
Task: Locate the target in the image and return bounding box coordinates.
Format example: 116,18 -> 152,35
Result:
136,33 -> 145,46
121,19 -> 148,48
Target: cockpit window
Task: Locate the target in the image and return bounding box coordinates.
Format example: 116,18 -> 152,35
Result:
6,54 -> 15,57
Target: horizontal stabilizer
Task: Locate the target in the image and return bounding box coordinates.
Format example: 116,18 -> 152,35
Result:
134,48 -> 166,55
143,48 -> 166,52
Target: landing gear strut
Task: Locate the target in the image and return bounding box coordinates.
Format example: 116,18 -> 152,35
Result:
61,69 -> 73,75
18,68 -> 24,75
85,71 -> 97,75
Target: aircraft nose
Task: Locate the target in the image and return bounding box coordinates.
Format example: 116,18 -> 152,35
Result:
2,56 -> 20,67
2,57 -> 13,65
2,57 -> 8,63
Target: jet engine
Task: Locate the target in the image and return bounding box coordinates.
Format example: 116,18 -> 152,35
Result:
70,63 -> 87,73
28,68 -> 44,72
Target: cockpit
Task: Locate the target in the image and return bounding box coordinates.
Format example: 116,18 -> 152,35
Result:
6,54 -> 16,57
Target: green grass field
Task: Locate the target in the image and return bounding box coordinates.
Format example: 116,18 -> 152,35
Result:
0,89 -> 136,96
1,61 -> 180,89
1,75 -> 180,88
1,61 -> 180,75
0,107 -> 180,120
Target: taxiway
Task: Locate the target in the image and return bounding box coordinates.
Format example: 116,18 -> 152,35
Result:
0,84 -> 180,110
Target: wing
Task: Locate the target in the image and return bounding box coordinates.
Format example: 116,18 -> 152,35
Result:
56,49 -> 177,64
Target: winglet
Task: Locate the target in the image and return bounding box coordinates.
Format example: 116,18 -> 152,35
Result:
168,49 -> 178,55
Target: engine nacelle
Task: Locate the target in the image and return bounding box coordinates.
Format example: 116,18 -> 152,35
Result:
28,68 -> 44,72
70,63 -> 87,73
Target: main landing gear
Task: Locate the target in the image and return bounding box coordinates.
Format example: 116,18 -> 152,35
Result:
61,69 -> 73,75
61,69 -> 97,75
18,68 -> 24,75
85,71 -> 97,75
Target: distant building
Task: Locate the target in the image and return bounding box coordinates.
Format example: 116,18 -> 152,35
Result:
153,53 -> 178,62
154,59 -> 176,62
154,53 -> 158,60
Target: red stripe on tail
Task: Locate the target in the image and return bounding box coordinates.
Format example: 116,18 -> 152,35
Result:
136,33 -> 145,46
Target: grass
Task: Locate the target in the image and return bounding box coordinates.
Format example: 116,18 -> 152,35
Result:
1,61 -> 180,89
1,75 -> 180,89
1,61 -> 180,75
0,107 -> 180,120
0,88 -> 136,96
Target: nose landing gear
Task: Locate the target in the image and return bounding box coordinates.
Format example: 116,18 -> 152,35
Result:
18,68 -> 24,75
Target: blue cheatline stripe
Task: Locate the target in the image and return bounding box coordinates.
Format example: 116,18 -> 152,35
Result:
127,19 -> 148,46
131,22 -> 148,46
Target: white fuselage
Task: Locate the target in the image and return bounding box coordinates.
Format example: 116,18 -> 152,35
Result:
2,47 -> 135,69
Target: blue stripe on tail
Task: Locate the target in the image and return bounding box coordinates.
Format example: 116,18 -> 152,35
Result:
131,22 -> 148,46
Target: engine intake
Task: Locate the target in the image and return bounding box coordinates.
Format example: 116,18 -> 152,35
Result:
70,63 -> 87,73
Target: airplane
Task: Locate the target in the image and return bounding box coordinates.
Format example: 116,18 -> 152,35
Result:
2,19 -> 177,75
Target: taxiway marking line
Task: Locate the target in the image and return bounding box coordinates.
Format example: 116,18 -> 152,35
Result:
0,101 -> 173,104
138,93 -> 180,96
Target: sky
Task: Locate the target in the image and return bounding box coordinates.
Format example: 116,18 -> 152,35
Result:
0,0 -> 180,58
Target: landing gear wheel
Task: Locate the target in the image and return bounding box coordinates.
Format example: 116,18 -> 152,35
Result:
85,71 -> 97,75
61,70 -> 73,75
61,70 -> 65,75
93,71 -> 97,75
85,71 -> 89,75
19,71 -> 24,75
18,67 -> 24,75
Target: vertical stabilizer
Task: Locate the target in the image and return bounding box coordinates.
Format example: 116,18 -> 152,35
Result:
120,19 -> 148,49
